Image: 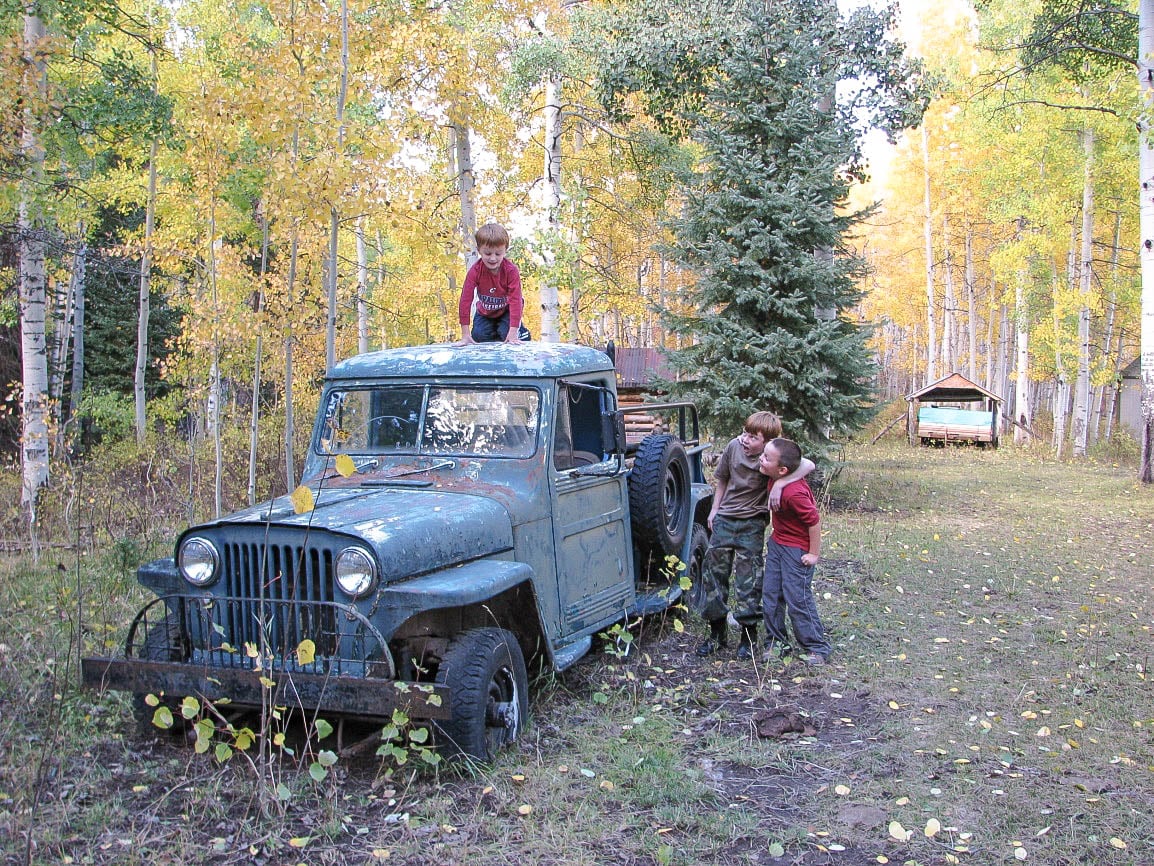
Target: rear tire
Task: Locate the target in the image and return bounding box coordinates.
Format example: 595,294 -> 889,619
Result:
434,628 -> 528,762
629,433 -> 691,558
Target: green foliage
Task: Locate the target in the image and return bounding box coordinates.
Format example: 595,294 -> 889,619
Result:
376,708 -> 441,773
595,0 -> 925,453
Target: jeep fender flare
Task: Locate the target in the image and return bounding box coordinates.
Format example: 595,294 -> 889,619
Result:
380,560 -> 551,667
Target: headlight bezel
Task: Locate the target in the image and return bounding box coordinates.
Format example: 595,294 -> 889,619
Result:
179,536 -> 220,587
335,546 -> 378,599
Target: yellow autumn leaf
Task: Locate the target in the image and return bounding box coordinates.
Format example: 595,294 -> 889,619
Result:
297,639 -> 316,666
1109,838 -> 1127,850
888,700 -> 901,710
888,821 -> 909,842
925,818 -> 941,837
599,780 -> 615,791
288,836 -> 311,848
370,850 -> 390,860
334,454 -> 356,477
290,485 -> 315,514
516,804 -> 533,816
834,784 -> 851,796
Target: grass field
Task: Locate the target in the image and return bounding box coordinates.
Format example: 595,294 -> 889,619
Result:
1,441 -> 1152,865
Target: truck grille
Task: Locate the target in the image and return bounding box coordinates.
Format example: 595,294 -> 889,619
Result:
217,539 -> 338,655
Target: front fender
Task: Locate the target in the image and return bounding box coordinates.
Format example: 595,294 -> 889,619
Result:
381,559 -> 536,613
380,560 -> 554,667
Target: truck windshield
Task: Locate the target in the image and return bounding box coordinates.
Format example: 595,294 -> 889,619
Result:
317,386 -> 540,459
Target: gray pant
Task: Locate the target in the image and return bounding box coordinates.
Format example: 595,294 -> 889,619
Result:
762,539 -> 831,657
697,515 -> 767,626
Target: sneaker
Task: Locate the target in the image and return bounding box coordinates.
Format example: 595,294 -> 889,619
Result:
801,652 -> 827,666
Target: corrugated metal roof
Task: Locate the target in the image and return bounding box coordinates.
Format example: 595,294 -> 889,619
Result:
615,348 -> 675,389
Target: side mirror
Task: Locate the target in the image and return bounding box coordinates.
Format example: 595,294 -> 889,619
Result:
601,410 -> 627,455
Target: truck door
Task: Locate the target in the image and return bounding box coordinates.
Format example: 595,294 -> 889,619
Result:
551,380 -> 633,637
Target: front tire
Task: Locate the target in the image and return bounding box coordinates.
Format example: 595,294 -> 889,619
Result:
130,613 -> 189,736
434,628 -> 528,762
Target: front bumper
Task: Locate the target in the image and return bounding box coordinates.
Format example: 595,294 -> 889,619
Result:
81,594 -> 450,721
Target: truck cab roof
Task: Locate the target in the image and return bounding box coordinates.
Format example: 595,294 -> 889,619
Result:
329,342 -> 616,382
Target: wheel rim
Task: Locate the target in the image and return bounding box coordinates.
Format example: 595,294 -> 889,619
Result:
662,465 -> 687,535
484,665 -> 521,753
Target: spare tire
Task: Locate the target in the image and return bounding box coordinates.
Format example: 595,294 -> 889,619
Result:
629,433 -> 691,557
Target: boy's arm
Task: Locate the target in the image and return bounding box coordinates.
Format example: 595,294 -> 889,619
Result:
769,456 -> 815,509
801,519 -> 821,566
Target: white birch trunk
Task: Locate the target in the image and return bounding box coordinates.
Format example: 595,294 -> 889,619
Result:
356,216 -> 369,355
326,0 -> 349,371
540,72 -> 563,342
965,229 -> 978,381
942,215 -> 955,375
1073,127 -> 1095,457
452,123 -> 478,268
19,10 -> 50,525
1138,0 -> 1154,482
921,126 -> 937,384
1013,271 -> 1031,446
285,230 -> 299,493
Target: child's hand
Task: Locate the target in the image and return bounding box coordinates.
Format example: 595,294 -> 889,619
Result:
504,331 -> 523,344
768,486 -> 783,510
801,553 -> 819,567
453,336 -> 474,347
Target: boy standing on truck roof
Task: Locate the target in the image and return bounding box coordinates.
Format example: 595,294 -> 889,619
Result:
455,223 -> 532,345
758,437 -> 831,666
696,412 -> 814,659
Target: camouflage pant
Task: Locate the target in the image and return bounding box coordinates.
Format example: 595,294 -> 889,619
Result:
696,514 -> 768,626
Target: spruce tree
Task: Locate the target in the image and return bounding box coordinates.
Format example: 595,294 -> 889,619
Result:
595,0 -> 926,450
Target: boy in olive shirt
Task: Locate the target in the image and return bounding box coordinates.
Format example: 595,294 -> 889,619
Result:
696,412 -> 813,659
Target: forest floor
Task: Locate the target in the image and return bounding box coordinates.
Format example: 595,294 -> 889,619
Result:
2,441 -> 1154,865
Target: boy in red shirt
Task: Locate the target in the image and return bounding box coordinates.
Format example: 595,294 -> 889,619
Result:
455,223 -> 531,345
758,438 -> 831,665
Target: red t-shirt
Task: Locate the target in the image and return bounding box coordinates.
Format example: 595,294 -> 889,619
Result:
770,479 -> 820,551
458,258 -> 523,326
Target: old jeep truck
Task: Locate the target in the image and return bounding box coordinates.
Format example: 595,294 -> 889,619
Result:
83,342 -> 712,761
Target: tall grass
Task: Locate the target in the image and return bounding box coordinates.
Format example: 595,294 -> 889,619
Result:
1,440 -> 1152,865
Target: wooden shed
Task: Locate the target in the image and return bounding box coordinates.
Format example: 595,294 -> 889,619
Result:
612,346 -> 677,444
906,373 -> 1003,448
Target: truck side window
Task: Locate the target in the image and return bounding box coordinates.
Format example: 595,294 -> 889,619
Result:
554,383 -> 605,471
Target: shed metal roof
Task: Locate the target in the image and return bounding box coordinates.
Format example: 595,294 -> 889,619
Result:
906,372 -> 1002,404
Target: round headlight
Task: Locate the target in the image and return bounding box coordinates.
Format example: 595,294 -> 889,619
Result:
179,537 -> 219,586
335,547 -> 378,598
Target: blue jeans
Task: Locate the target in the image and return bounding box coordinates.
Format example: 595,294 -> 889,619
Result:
472,310 -> 531,343
762,539 -> 830,657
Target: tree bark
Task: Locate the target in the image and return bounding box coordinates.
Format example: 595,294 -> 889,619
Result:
1138,0 -> 1154,482
135,52 -> 159,444
540,71 -> 563,342
19,9 -> 50,530
1073,127 -> 1094,457
921,126 -> 938,385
